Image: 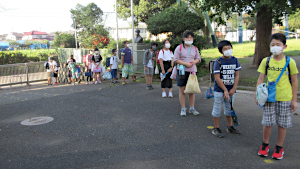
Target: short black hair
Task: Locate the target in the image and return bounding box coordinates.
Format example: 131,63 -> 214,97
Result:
270,33 -> 286,45
124,41 -> 129,45
50,57 -> 54,60
183,31 -> 194,38
218,40 -> 232,54
162,39 -> 170,45
150,42 -> 158,47
112,49 -> 116,53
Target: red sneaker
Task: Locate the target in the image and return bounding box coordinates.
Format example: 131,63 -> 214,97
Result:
272,146 -> 284,160
53,82 -> 58,85
258,143 -> 269,157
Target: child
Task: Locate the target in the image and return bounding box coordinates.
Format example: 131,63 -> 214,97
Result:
85,50 -> 93,84
110,49 -> 120,83
255,33 -> 298,160
211,40 -> 241,138
68,61 -> 81,85
47,57 -> 58,85
91,48 -> 103,84
143,42 -> 158,90
174,31 -> 201,116
121,41 -> 138,85
158,40 -> 174,96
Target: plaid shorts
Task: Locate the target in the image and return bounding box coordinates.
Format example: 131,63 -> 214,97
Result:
262,101 -> 292,128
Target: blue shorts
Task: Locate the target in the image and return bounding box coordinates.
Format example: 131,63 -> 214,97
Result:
111,69 -> 118,79
211,92 -> 235,118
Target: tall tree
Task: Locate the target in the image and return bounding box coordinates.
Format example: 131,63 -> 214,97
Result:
116,0 -> 177,25
70,3 -> 109,49
289,8 -> 300,32
189,0 -> 300,67
52,32 -> 76,48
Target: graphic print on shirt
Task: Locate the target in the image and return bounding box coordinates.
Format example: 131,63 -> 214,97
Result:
221,64 -> 236,85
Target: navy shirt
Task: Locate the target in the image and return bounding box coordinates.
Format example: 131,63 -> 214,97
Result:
121,48 -> 132,64
213,56 -> 241,92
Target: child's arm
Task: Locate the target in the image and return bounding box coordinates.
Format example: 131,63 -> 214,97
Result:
214,74 -> 230,100
229,71 -> 240,95
254,73 -> 266,105
291,74 -> 298,112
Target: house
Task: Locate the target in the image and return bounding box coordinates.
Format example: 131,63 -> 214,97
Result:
22,31 -> 49,40
6,32 -> 23,40
0,34 -> 7,41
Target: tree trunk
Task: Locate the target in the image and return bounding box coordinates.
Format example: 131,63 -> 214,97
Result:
252,5 -> 273,67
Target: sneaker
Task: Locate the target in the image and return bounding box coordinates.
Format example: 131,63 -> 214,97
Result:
180,109 -> 186,116
168,92 -> 173,98
85,82 -> 88,85
95,81 -> 98,84
133,79 -> 139,82
162,92 -> 167,98
149,85 -> 153,89
98,81 -> 101,84
89,82 -> 93,84
189,109 -> 199,115
146,86 -> 151,90
258,143 -> 270,157
226,126 -> 241,135
122,82 -> 126,85
72,83 -> 75,85
53,82 -> 58,85
212,128 -> 225,138
272,146 -> 284,160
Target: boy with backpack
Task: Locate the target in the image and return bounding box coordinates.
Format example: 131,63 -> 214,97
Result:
143,42 -> 158,90
211,40 -> 241,138
110,49 -> 120,83
255,33 -> 298,160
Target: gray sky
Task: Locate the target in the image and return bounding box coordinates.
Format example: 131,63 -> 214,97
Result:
0,0 -> 119,34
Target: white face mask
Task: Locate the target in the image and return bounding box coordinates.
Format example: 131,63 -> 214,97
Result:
95,51 -> 99,55
89,51 -> 93,54
223,49 -> 233,57
126,44 -> 130,47
270,46 -> 283,55
184,41 -> 193,45
165,43 -> 171,49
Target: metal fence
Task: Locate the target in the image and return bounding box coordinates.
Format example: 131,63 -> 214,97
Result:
0,62 -> 47,87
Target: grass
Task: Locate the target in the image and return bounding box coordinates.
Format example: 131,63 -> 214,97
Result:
201,39 -> 300,59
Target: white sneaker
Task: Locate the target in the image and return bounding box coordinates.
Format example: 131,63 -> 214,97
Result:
189,109 -> 200,115
168,92 -> 173,98
72,83 -> 75,85
85,82 -> 88,85
162,92 -> 167,98
95,81 -> 98,84
180,109 -> 186,116
99,81 -> 102,84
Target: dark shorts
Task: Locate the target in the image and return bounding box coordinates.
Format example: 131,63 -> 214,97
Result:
111,69 -> 118,79
52,71 -> 58,77
68,70 -> 72,77
177,70 -> 195,87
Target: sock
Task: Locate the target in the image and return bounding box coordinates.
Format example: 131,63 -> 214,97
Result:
276,145 -> 282,148
262,142 -> 269,146
181,107 -> 186,110
190,106 -> 195,110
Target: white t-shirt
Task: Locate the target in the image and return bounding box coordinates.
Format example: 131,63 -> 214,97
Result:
147,51 -> 153,68
158,49 -> 174,61
47,61 -> 58,72
110,56 -> 119,69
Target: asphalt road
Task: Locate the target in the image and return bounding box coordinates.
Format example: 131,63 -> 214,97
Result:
0,82 -> 299,169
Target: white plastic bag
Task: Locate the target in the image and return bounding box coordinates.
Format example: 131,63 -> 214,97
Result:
170,65 -> 177,80
256,83 -> 268,108
155,63 -> 159,74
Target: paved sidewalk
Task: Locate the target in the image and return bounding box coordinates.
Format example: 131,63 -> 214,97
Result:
0,82 -> 299,168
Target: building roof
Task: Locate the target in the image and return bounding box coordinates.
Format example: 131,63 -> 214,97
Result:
10,32 -> 23,38
23,31 -> 48,36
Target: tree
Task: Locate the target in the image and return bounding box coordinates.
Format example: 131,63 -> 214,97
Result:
243,14 -> 256,30
146,4 -> 205,38
116,0 -> 177,25
52,32 -> 76,48
70,3 -> 109,48
289,8 -> 300,32
189,0 -> 300,67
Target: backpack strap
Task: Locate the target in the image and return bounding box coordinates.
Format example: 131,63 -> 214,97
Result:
217,57 -> 222,76
274,57 -> 290,85
286,56 -> 291,84
265,56 -> 271,75
180,44 -> 182,51
266,56 -> 291,84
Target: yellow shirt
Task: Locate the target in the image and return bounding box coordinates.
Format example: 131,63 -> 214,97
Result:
257,56 -> 298,101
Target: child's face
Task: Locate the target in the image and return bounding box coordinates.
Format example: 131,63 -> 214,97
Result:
270,39 -> 287,49
222,45 -> 232,54
183,35 -> 193,42
113,51 -> 117,55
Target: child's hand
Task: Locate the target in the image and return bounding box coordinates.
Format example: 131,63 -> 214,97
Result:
144,67 -> 147,71
229,89 -> 235,96
185,62 -> 193,68
291,101 -> 298,112
224,91 -> 230,101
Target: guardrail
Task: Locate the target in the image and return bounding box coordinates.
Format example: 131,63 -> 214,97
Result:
0,62 -> 47,87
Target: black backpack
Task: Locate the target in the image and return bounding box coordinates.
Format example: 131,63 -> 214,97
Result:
106,57 -> 112,67
119,48 -> 124,59
44,62 -> 49,69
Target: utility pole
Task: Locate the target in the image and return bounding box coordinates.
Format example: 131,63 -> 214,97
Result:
285,12 -> 289,39
73,18 -> 78,49
131,0 -> 134,43
201,0 -> 217,47
238,12 -> 243,44
115,0 -> 119,53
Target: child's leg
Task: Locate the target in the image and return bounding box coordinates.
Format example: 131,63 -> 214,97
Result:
277,126 -> 286,147
224,94 -> 235,126
146,74 -> 149,85
188,93 -> 195,107
261,102 -> 276,144
149,75 -> 153,85
179,86 -> 186,108
275,101 -> 292,146
212,92 -> 224,128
